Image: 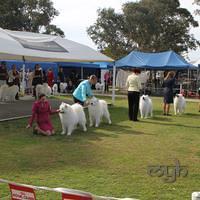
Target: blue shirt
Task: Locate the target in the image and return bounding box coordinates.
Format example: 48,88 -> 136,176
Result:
73,80 -> 93,102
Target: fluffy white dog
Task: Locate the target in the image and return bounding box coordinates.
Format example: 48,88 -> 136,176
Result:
60,82 -> 68,93
95,82 -> 104,92
43,83 -> 52,97
174,94 -> 186,115
88,97 -> 111,127
35,83 -> 51,99
139,95 -> 153,118
52,83 -> 58,96
59,102 -> 87,136
0,84 -> 19,102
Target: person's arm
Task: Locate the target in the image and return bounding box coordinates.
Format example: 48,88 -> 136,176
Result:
81,84 -> 87,102
87,83 -> 93,97
48,103 -> 60,114
28,103 -> 37,127
137,76 -> 142,90
126,76 -> 129,88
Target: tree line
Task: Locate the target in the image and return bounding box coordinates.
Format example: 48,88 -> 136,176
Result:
0,0 -> 199,60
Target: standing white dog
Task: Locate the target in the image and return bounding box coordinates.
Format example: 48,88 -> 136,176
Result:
88,97 -> 111,127
52,83 -> 58,96
139,95 -> 153,118
60,82 -> 68,93
0,84 -> 19,102
174,94 -> 186,115
35,83 -> 51,99
59,102 -> 87,136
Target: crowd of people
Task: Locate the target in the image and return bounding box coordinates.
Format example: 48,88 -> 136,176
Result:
0,61 -> 81,100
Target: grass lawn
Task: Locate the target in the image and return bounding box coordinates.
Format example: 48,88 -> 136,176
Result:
0,96 -> 199,200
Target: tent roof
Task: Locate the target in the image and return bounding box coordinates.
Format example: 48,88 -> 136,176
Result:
0,28 -> 113,63
115,50 -> 195,69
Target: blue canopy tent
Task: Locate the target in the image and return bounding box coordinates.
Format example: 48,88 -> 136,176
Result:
112,50 -> 197,103
115,50 -> 195,69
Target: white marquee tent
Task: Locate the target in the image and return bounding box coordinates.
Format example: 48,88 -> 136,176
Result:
0,27 -> 113,62
0,27 -> 113,94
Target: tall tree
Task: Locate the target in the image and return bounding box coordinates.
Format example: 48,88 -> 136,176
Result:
87,0 -> 199,59
0,0 -> 64,37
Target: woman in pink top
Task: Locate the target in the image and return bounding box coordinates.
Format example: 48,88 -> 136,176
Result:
26,93 -> 59,136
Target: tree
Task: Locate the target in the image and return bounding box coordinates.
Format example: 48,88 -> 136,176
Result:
0,0 -> 64,37
87,0 -> 199,59
194,0 -> 200,15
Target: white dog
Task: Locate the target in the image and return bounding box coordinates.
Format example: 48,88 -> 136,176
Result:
88,97 -> 111,127
174,94 -> 186,115
43,83 -> 52,97
139,95 -> 153,118
95,82 -> 104,92
52,83 -> 58,96
0,84 -> 19,102
60,82 -> 68,93
35,83 -> 51,99
59,102 -> 87,136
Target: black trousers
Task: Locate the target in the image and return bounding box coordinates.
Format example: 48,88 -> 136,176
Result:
128,91 -> 140,121
73,96 -> 84,106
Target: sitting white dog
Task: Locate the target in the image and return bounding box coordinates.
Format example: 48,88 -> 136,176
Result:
52,83 -> 58,96
174,94 -> 186,115
88,97 -> 111,127
0,84 -> 19,102
60,82 -> 68,93
59,102 -> 87,136
139,95 -> 153,118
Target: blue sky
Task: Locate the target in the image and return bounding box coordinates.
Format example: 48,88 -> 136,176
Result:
52,0 -> 200,61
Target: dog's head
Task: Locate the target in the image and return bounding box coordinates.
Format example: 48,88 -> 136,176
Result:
142,95 -> 149,101
89,97 -> 99,106
59,102 -> 69,113
175,94 -> 183,98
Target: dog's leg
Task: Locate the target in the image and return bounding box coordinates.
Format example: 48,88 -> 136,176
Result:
61,124 -> 66,135
81,122 -> 87,132
95,117 -> 100,127
89,114 -> 93,127
104,109 -> 112,124
67,125 -> 73,136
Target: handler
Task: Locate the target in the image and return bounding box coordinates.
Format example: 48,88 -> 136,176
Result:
72,75 -> 97,106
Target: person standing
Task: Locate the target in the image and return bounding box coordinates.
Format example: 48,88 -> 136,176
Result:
57,67 -> 65,93
47,68 -> 54,88
32,64 -> 43,98
8,64 -> 20,99
162,71 -> 179,115
0,61 -> 8,86
104,71 -> 110,93
73,75 -> 97,106
126,69 -> 142,122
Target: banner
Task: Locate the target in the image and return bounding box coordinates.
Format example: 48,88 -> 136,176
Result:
9,183 -> 36,200
62,193 -> 93,200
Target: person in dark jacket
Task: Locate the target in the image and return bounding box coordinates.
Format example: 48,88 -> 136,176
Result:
162,71 -> 179,115
57,67 -> 65,93
32,64 -> 43,98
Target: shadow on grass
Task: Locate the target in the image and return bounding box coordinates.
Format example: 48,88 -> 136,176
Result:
141,120 -> 200,129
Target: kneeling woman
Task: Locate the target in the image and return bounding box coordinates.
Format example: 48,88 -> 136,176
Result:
26,94 -> 59,136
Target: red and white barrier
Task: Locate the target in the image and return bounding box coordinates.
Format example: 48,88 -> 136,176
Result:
0,178 -> 138,200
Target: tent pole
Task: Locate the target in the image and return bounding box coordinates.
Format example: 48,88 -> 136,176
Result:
112,62 -> 116,105
187,68 -> 190,97
144,68 -> 146,94
21,56 -> 25,96
81,67 -> 83,79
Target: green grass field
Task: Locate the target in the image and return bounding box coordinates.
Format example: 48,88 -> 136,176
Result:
0,96 -> 199,200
